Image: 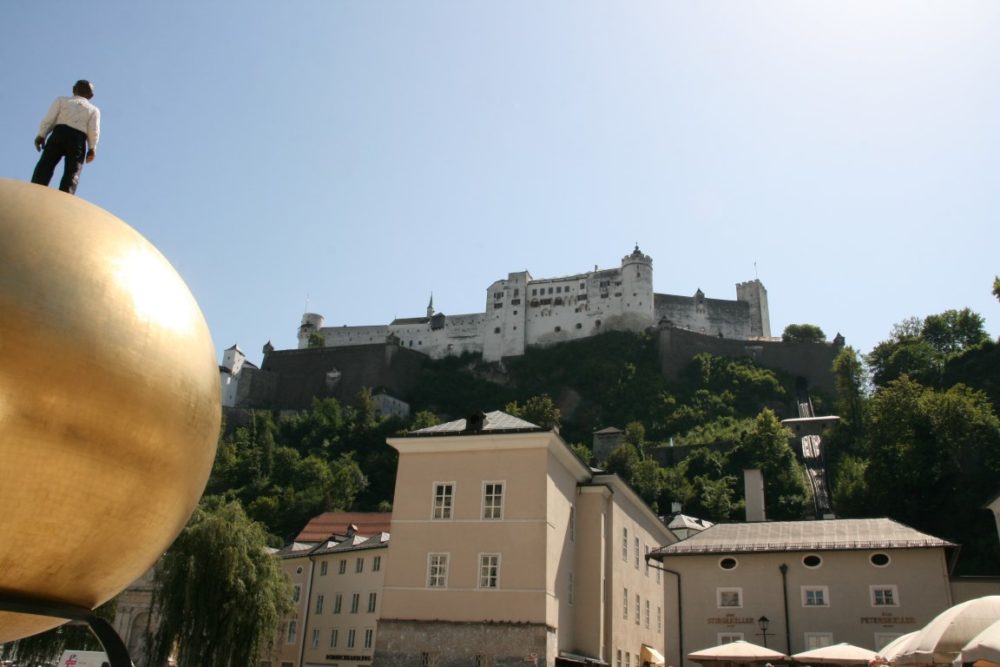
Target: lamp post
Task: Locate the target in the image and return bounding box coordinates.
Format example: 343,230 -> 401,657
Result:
757,615 -> 773,648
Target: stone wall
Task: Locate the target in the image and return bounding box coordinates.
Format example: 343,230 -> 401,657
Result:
658,327 -> 840,395
236,343 -> 425,410
373,619 -> 554,667
654,293 -> 752,340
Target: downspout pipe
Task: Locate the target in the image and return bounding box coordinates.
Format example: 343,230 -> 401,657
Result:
299,536 -> 333,667
646,556 -> 682,667
779,563 -> 791,655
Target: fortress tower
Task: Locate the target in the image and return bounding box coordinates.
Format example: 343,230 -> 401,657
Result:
297,312 -> 325,348
619,244 -> 655,328
735,279 -> 771,338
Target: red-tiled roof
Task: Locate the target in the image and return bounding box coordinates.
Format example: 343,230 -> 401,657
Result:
296,511 -> 393,542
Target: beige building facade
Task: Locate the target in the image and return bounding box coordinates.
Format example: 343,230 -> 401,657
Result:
374,411 -> 674,667
264,531 -> 389,667
649,519 -> 957,667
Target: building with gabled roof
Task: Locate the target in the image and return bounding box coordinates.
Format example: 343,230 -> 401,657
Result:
264,526 -> 390,667
648,518 -> 959,667
374,410 -> 674,667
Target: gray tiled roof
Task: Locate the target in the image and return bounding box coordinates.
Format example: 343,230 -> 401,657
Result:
409,410 -> 543,435
653,518 -> 955,556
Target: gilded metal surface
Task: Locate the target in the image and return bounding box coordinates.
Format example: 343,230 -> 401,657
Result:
0,179 -> 221,642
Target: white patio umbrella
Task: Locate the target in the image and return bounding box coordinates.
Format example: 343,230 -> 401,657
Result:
876,633 -> 920,665
958,618 -> 1000,667
791,642 -> 877,665
689,640 -> 789,664
893,596 -> 1000,665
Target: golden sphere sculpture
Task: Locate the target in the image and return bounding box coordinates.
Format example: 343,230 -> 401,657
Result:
0,179 -> 221,642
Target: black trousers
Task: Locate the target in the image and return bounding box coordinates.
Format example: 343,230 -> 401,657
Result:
31,124 -> 87,194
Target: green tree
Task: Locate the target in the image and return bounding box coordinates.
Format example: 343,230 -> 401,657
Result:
505,394 -> 562,430
863,377 -> 1000,572
732,409 -> 810,519
630,458 -> 664,511
921,308 -> 989,355
604,442 -> 640,482
993,276 -> 999,303
782,323 -> 826,343
1,599 -> 117,665
830,455 -> 869,517
148,499 -> 292,667
832,346 -> 867,433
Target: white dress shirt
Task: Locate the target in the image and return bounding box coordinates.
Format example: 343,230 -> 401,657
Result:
38,95 -> 101,150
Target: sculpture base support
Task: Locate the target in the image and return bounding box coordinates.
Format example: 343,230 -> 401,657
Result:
0,594 -> 132,667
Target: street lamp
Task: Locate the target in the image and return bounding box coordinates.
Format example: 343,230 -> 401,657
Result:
756,616 -> 773,648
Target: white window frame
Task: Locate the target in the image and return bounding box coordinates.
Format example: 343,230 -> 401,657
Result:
657,605 -> 662,632
368,591 -> 377,613
805,633 -> 834,650
717,587 -> 743,609
635,593 -> 640,625
350,592 -> 360,613
330,628 -> 338,648
568,571 -> 575,605
311,628 -> 320,648
286,619 -> 297,644
347,628 -> 356,648
569,506 -> 576,542
871,585 -> 899,607
428,552 -> 449,588
634,536 -> 640,569
802,585 -> 830,607
356,557 -> 364,573
622,527 -> 629,561
482,481 -> 505,520
334,593 -> 342,613
479,553 -> 501,589
315,594 -> 325,614
623,587 -> 629,620
320,560 -> 328,576
292,584 -> 301,604
645,599 -> 650,629
338,559 -> 347,574
432,481 -> 455,520
373,555 -> 382,571
717,632 -> 744,644
364,628 -> 374,649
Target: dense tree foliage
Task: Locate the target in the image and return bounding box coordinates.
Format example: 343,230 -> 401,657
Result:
867,309 -> 989,389
782,323 -> 826,343
827,300 -> 1000,574
148,499 -> 292,667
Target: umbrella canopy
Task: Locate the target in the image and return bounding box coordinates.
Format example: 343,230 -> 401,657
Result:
959,618 -> 1000,666
689,640 -> 789,664
791,643 -> 877,665
875,633 -> 920,665
893,596 -> 1000,665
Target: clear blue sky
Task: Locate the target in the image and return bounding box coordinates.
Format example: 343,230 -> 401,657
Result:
3,2 -> 998,367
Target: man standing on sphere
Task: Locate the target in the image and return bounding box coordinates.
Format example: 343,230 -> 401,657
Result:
31,80 -> 101,195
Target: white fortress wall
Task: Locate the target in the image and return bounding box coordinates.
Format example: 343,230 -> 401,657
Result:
317,324 -> 391,348
294,246 -> 764,363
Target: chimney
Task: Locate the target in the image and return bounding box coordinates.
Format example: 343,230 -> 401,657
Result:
464,411 -> 487,433
744,469 -> 766,522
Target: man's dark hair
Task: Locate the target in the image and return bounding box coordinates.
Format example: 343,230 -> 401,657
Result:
73,80 -> 94,97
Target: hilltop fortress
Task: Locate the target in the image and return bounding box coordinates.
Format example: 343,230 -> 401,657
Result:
298,246 -> 771,363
